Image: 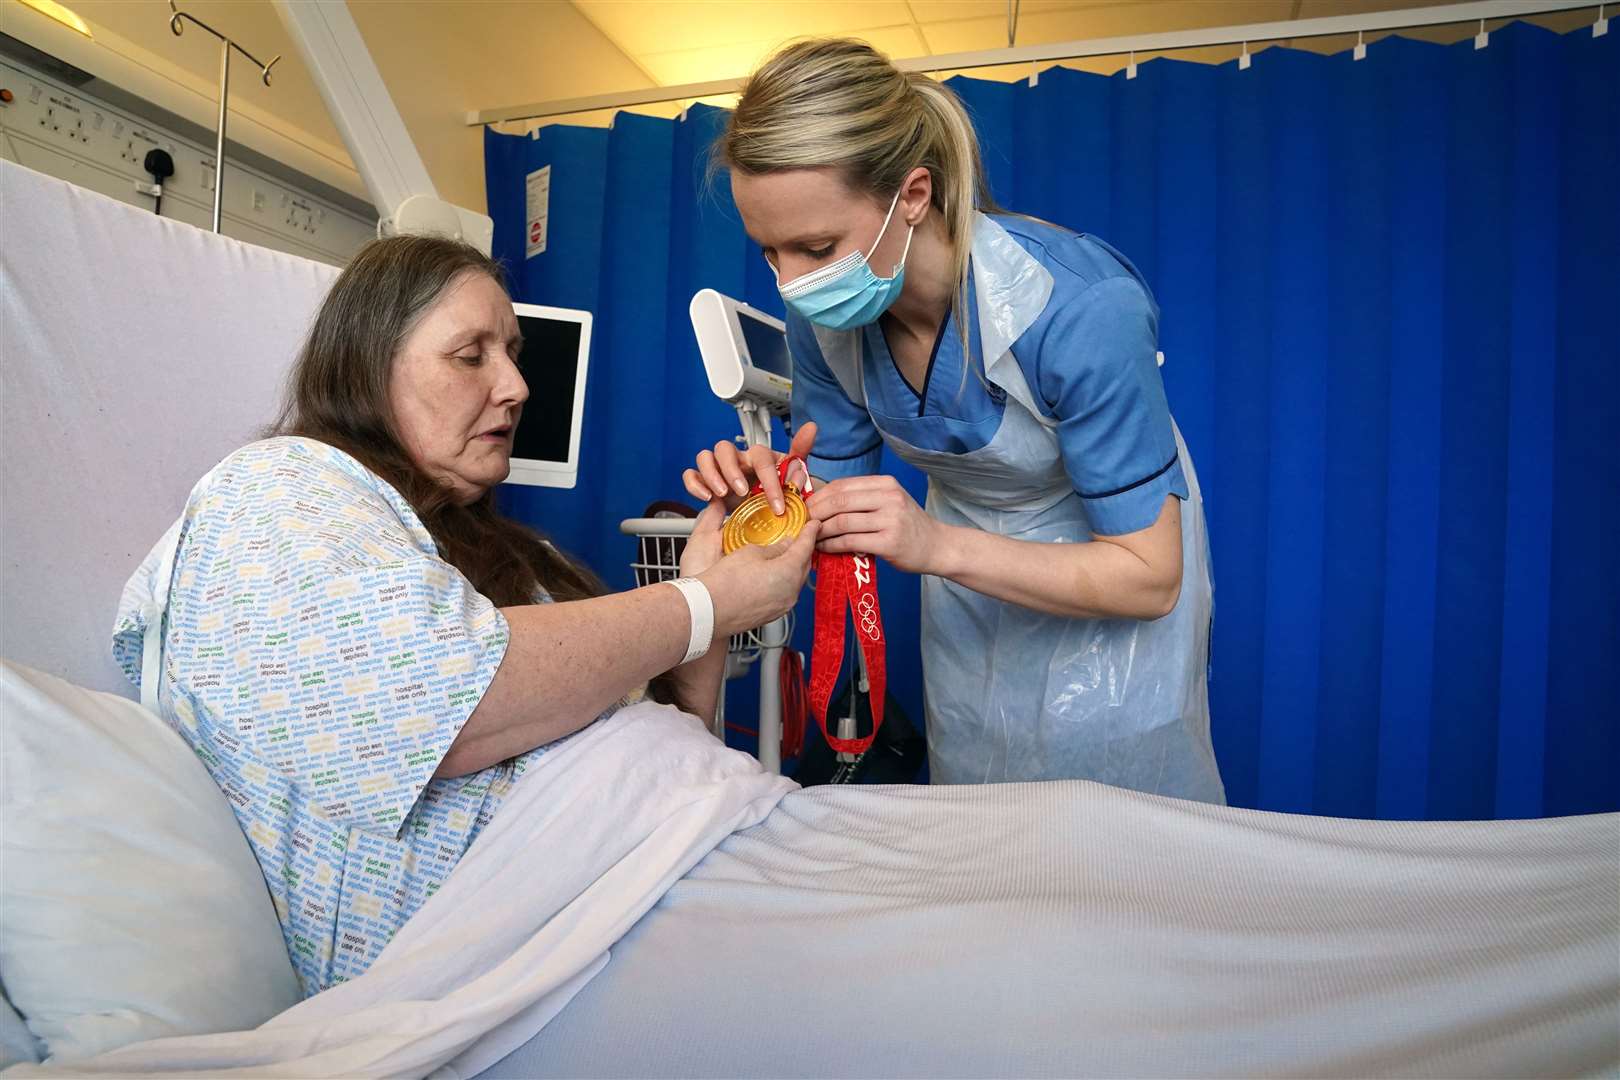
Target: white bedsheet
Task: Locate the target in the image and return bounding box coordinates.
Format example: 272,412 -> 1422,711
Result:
6,701 -> 1614,1079
484,784 -> 1620,1078
2,702 -> 794,1078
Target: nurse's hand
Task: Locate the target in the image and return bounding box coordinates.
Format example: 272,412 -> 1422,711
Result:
684,423 -> 819,516
811,475 -> 945,576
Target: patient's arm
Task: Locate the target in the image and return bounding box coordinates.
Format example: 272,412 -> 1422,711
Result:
436,587 -> 695,777
665,644 -> 728,727
657,501 -> 729,725
659,499 -> 729,726
435,520 -> 818,777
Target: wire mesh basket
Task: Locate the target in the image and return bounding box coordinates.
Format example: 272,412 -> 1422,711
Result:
620,516 -> 766,662
619,515 -> 792,766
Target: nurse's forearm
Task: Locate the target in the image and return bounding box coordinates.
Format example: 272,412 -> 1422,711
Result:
930,496 -> 1183,621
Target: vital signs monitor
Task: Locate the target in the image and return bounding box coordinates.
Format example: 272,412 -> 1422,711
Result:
505,302 -> 592,489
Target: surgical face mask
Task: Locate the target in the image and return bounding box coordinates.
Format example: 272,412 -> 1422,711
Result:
775,191 -> 915,331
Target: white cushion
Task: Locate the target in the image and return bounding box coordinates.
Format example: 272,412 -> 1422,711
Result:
0,661 -> 302,1061
0,160 -> 337,697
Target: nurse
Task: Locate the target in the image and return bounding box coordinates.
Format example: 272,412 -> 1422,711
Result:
685,38 -> 1224,803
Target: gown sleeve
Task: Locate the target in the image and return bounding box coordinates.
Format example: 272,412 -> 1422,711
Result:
163,441 -> 510,839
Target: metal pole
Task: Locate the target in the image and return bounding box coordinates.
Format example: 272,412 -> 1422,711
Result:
169,3 -> 279,233
212,36 -> 229,233
837,644 -> 869,764
758,624 -> 783,774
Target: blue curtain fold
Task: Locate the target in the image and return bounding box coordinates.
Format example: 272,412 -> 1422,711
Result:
485,22 -> 1616,820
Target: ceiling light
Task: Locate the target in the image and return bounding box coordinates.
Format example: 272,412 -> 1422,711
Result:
16,0 -> 93,38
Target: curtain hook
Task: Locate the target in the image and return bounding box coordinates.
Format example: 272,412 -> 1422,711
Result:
1126,49 -> 1138,79
1238,40 -> 1252,70
1474,18 -> 1489,49
1595,3 -> 1609,37
1028,61 -> 1039,87
1353,30 -> 1367,61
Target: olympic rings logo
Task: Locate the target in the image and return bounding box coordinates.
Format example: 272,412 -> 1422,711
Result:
856,592 -> 881,641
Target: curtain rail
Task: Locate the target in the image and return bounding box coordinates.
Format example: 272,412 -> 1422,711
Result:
466,0 -> 1597,126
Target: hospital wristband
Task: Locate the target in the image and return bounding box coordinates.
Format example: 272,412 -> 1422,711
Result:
667,577 -> 714,665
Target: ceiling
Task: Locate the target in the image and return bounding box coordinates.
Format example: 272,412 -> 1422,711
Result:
567,0 -> 1592,93
576,0 -> 1370,86
7,0 -> 654,211
3,0 -> 1593,214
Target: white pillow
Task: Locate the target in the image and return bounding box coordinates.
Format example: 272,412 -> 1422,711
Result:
0,661 -> 302,1061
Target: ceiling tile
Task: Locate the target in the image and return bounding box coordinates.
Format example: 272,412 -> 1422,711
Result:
575,1 -> 918,57
637,24 -> 929,84
921,1 -> 1304,54
580,0 -> 1460,89
907,0 -> 1115,19
1295,0 -> 1436,14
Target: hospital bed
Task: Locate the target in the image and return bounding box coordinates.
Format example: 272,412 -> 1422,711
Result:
2,159 -> 1616,1079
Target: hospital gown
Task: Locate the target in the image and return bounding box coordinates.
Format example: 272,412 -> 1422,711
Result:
113,436 -> 587,995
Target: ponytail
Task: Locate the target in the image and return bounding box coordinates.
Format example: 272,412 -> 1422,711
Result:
719,39 -> 1001,371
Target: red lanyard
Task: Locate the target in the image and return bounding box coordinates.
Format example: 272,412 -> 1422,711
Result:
734,457 -> 887,757
774,457 -> 886,756
808,545 -> 886,755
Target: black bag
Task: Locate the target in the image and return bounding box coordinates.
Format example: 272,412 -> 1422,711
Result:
791,679 -> 927,786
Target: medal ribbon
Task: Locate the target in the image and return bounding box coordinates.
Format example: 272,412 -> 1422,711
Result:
763,457 -> 887,756
808,546 -> 886,755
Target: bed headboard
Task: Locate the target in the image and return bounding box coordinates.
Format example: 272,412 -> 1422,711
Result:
1,160 -> 342,696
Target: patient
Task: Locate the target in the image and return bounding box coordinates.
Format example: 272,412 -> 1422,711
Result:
111,235 -> 816,997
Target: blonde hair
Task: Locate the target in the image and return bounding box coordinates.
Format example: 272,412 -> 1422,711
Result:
718,38 -> 999,359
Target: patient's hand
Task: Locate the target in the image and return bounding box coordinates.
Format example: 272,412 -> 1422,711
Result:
678,500 -> 726,578
698,520 -> 819,637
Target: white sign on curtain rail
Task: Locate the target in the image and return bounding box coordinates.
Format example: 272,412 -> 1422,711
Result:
525,165 -> 551,258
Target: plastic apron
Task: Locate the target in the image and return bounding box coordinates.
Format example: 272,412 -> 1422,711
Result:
810,214 -> 1224,803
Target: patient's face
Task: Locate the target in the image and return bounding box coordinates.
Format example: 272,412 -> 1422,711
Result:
389,270 -> 528,505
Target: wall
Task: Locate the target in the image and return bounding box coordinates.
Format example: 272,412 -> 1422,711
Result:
3,0 -> 655,215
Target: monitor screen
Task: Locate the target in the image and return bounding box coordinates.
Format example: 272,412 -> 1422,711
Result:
511,312 -> 582,465
738,309 -> 791,379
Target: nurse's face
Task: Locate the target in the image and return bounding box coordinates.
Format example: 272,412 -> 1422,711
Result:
388,270 -> 528,505
732,167 -> 910,287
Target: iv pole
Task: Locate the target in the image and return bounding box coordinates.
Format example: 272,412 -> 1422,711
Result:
167,1 -> 280,233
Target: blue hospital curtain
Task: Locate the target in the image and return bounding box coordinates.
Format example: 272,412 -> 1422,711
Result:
485,22 -> 1617,820
484,109 -> 932,770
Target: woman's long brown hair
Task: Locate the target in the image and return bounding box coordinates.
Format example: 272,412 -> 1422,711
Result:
272,235 -> 680,707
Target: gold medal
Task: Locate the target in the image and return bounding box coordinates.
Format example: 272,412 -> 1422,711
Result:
722,486 -> 809,555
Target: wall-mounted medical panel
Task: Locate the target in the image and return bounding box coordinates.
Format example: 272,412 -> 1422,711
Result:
0,56 -> 374,265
